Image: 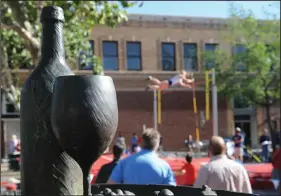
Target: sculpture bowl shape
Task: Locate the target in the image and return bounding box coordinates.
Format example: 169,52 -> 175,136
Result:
51,75 -> 118,172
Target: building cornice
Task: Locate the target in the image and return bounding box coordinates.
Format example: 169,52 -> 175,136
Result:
128,14 -> 228,25
75,70 -> 206,80
119,15 -> 227,30
113,14 -> 268,30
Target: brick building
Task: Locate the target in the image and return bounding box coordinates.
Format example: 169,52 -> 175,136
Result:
1,14 -> 280,155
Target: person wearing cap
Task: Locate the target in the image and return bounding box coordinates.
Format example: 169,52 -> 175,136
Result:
232,127 -> 244,162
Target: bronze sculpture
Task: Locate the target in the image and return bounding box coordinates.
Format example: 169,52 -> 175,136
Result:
20,6 -> 81,196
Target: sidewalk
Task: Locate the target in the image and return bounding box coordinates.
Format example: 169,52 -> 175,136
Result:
1,162 -> 20,179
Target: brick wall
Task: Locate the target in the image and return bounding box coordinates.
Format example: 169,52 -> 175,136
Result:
113,90 -> 229,151
90,21 -> 232,72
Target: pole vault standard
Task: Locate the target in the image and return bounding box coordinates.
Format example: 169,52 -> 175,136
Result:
153,89 -> 162,131
153,89 -> 158,130
151,70 -> 218,137
157,90 -> 161,125
212,68 -> 219,136
192,82 -> 200,141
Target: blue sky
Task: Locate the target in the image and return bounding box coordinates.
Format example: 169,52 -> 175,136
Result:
126,1 -> 279,19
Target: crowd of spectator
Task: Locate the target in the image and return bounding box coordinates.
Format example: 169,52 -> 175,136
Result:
94,127 -> 280,193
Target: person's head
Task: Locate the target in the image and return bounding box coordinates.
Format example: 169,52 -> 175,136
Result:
142,128 -> 160,151
263,128 -> 269,135
185,153 -> 193,163
208,136 -> 226,156
113,144 -> 124,161
12,135 -> 17,140
180,70 -> 193,78
180,70 -> 187,76
188,135 -> 193,140
235,127 -> 241,134
133,133 -> 137,137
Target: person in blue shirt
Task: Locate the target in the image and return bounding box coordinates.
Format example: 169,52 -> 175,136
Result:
130,133 -> 138,153
108,128 -> 176,185
232,127 -> 244,162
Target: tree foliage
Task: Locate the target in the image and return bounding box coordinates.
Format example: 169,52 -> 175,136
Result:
1,0 -> 140,111
204,3 -> 280,135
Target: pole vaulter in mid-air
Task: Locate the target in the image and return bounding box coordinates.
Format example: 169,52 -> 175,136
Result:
146,70 -> 195,91
145,70 -> 205,145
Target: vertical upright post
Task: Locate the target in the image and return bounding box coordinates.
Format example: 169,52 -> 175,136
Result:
212,68 -> 219,136
153,90 -> 158,130
205,71 -> 210,121
192,83 -> 200,141
157,90 -> 161,125
0,87 -> 2,159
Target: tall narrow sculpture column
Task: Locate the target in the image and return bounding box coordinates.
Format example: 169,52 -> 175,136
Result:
20,6 -> 82,196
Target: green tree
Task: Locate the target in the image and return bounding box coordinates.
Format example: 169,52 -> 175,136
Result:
1,1 -> 141,111
204,3 -> 280,139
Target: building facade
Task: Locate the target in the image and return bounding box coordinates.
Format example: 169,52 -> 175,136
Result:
1,14 -> 280,156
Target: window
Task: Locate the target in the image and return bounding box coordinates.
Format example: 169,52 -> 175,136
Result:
126,42 -> 142,70
1,93 -> 19,115
103,41 -> 118,70
183,43 -> 197,71
161,43 -> 176,71
234,44 -> 247,71
204,43 -> 218,69
79,40 -> 94,70
233,96 -> 251,109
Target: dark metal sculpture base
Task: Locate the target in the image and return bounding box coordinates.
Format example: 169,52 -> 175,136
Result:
91,184 -> 258,196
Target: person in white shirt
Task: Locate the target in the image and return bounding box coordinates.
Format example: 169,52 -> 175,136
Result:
116,133 -> 126,148
194,136 -> 252,194
8,135 -> 19,155
146,70 -> 194,91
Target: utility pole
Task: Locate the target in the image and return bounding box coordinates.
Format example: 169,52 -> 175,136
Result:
153,90 -> 158,130
212,68 -> 219,136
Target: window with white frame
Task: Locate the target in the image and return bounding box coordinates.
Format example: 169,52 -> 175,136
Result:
183,43 -> 197,71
